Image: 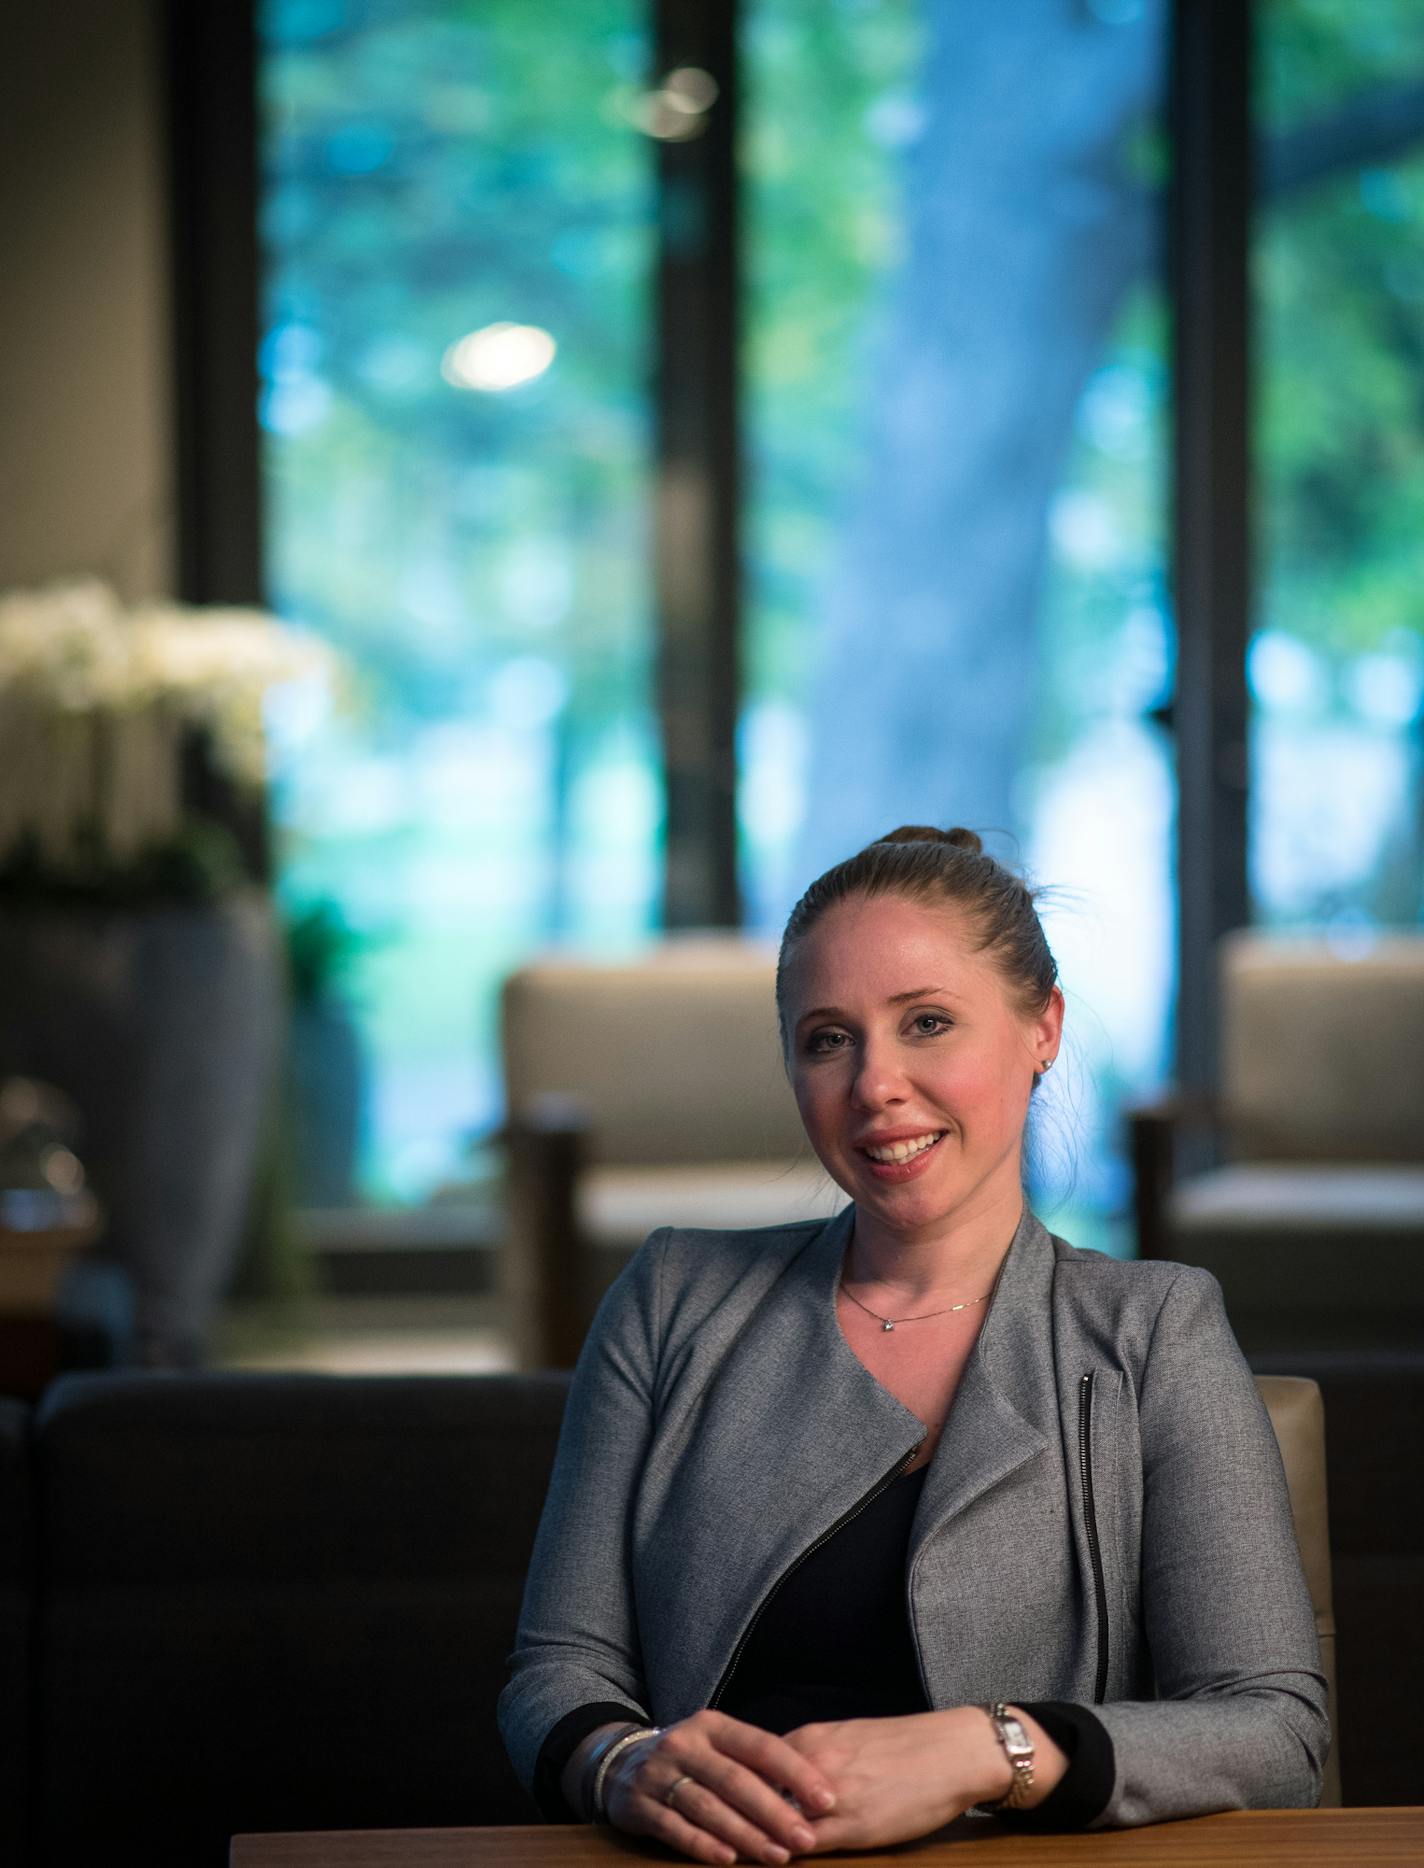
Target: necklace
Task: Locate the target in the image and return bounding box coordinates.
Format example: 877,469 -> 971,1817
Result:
839,1279 -> 990,1332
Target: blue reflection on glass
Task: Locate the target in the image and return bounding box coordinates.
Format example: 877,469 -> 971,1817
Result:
325,123 -> 398,174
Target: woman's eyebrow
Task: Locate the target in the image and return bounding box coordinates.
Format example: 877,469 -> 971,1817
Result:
795,985 -> 960,1028
795,1005 -> 843,1027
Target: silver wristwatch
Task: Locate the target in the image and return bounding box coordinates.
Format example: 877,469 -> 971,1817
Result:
982,1702 -> 1035,1810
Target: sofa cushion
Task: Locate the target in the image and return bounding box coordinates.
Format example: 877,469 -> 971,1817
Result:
1170,1164 -> 1424,1234
33,1370 -> 569,1868
578,1157 -> 846,1246
1220,932 -> 1424,1162
501,941 -> 805,1166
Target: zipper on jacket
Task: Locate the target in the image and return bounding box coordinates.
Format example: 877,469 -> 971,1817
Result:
1078,1371 -> 1110,1704
708,1446 -> 919,1711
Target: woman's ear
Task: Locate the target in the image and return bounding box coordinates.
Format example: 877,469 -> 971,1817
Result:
1033,984 -> 1065,1071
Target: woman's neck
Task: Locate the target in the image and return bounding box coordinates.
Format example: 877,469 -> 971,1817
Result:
845,1191 -> 1025,1305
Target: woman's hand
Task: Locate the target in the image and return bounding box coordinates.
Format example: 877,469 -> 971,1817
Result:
603,1709 -> 838,1866
780,1706 -> 1066,1853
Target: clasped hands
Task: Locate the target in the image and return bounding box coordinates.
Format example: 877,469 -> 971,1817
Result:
604,1705 -> 1039,1865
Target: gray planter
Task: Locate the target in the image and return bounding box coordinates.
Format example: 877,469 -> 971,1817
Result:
0,894 -> 283,1365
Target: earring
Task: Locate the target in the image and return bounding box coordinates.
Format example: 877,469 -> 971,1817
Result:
1039,1059 -> 1053,1074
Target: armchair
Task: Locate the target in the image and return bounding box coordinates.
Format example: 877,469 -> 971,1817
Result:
1131,931 -> 1424,1353
500,938 -> 843,1367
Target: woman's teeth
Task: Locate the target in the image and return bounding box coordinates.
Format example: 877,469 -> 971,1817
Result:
863,1131 -> 945,1164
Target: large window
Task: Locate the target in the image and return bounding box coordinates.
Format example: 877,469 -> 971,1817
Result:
259,0 -> 656,1203
236,2 -> 1423,1239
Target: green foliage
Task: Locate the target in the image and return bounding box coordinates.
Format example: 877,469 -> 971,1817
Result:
261,0 -> 651,731
1258,0 -> 1424,659
283,895 -> 367,1004
742,0 -> 921,704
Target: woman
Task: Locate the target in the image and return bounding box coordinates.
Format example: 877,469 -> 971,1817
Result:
499,828 -> 1327,1863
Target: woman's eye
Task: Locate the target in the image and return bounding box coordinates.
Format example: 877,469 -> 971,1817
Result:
806,1029 -> 851,1055
910,1012 -> 952,1036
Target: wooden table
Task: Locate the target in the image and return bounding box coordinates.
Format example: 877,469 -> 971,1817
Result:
231,1809 -> 1424,1866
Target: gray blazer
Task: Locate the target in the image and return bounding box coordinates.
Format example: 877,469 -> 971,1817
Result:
499,1206 -> 1328,1827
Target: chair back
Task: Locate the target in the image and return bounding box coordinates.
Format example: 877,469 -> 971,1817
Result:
1254,1374 -> 1339,1807
501,938 -> 806,1166
1221,932 -> 1424,1163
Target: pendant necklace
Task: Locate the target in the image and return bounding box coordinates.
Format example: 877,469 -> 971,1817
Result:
839,1280 -> 990,1332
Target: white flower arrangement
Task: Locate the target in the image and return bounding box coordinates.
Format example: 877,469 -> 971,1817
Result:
0,580 -> 336,901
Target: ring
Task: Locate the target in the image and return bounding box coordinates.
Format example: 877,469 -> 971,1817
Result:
663,1773 -> 695,1808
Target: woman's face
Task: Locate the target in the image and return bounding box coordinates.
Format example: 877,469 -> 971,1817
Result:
782,891 -> 1063,1250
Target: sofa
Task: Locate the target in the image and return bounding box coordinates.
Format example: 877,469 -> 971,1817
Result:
0,1371 -> 566,1868
1,1354 -> 1420,1867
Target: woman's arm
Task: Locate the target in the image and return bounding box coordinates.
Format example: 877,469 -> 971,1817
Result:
497,1233 -> 668,1798
1089,1265 -> 1330,1825
498,1231 -> 838,1861
779,1704 -> 1069,1852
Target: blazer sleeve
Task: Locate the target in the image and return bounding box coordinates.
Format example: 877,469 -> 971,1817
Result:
1091,1264 -> 1330,1826
496,1229 -> 668,1795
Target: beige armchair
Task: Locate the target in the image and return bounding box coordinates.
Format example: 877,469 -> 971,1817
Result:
500,938 -> 843,1367
1131,931 -> 1424,1353
1256,1374 -> 1339,1806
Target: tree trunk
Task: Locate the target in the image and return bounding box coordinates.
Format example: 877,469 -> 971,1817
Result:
798,0 -> 1162,878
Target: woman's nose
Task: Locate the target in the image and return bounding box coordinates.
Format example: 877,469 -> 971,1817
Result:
850,1039 -> 907,1109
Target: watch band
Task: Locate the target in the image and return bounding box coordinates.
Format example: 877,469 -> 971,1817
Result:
982,1702 -> 1035,1810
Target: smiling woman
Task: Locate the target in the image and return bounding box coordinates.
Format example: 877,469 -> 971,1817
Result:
776,839 -> 1063,1485
499,826 -> 1328,1863
777,848 -> 1053,1285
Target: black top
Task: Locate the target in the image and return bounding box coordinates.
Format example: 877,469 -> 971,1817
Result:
714,1464 -> 1113,1829
719,1465 -> 933,1732
534,1466 -> 1115,1826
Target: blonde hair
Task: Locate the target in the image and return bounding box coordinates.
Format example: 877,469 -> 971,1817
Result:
776,825 -> 1059,1048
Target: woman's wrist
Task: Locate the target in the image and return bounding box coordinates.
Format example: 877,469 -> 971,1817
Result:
989,1706 -> 1069,1811
939,1705 -> 1017,1806
560,1720 -> 639,1822
936,1703 -> 1070,1811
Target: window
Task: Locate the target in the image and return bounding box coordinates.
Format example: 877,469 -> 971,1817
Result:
259,0 -> 656,1202
1254,0 -> 1424,930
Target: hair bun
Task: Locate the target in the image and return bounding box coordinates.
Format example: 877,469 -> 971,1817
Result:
876,824 -> 984,857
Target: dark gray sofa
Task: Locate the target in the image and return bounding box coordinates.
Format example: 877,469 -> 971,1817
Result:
0,1354 -> 1419,1867
1,1371 -> 567,1868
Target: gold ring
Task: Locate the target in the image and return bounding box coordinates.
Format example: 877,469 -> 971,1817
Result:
664,1773 -> 695,1808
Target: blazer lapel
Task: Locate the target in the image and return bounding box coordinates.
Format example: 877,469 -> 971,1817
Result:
910,1209 -> 1055,1553
641,1205 -> 923,1716
908,1210 -> 1080,1705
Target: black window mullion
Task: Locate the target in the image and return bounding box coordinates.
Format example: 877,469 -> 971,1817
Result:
1167,0 -> 1253,1098
164,0 -> 264,607
653,0 -> 742,931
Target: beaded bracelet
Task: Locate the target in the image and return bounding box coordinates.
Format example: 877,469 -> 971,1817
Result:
589,1724 -> 661,1821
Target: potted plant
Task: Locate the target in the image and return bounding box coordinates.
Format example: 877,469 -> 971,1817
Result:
0,579 -> 336,1365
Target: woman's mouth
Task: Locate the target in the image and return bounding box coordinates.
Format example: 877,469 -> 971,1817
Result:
858,1131 -> 947,1178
